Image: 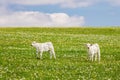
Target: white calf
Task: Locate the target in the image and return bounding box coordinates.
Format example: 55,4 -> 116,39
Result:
31,41 -> 56,59
86,43 -> 100,62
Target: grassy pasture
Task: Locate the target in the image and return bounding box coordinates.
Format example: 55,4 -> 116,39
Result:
0,27 -> 120,80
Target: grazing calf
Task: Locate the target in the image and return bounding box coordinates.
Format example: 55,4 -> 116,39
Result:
86,43 -> 100,62
31,41 -> 56,59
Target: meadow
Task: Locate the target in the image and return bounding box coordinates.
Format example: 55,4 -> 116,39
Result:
0,27 -> 120,80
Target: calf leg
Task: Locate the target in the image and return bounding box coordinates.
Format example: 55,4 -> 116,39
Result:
91,54 -> 94,62
49,51 -> 52,59
36,50 -> 39,59
95,53 -> 97,61
53,51 -> 56,59
50,50 -> 56,59
52,50 -> 56,59
40,51 -> 43,59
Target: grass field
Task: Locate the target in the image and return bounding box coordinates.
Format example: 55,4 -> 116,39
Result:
0,27 -> 120,80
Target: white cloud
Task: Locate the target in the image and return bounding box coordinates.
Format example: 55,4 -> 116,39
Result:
0,0 -> 85,27
8,0 -> 99,8
49,13 -> 85,26
0,12 -> 85,27
107,0 -> 120,6
12,0 -> 64,5
13,0 -> 120,7
1,0 -> 120,9
0,0 -> 9,15
61,0 -> 99,8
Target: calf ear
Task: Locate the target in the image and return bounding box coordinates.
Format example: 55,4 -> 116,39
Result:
32,41 -> 36,44
33,41 -> 36,43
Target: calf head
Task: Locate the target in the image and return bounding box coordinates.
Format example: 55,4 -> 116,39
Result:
86,43 -> 92,49
31,41 -> 36,47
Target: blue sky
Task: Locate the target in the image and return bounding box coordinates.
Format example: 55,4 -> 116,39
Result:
0,0 -> 120,27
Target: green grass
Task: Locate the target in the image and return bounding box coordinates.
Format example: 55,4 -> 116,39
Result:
0,27 -> 120,80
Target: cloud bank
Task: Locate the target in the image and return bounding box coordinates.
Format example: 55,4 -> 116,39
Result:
0,0 -> 86,27
9,0 -> 120,8
0,12 -> 85,27
107,0 -> 120,6
12,0 -> 99,8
